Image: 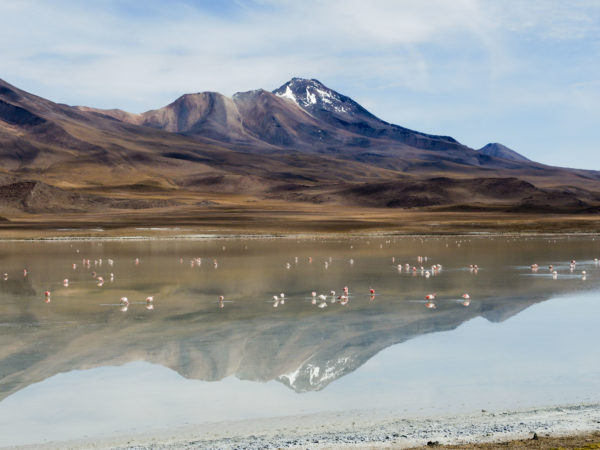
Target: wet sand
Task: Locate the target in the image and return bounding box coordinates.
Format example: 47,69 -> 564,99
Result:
8,403 -> 599,449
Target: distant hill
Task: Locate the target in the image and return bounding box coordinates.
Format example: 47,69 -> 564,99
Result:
479,142 -> 530,162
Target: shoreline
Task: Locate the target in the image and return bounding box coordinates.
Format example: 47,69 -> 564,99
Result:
8,403 -> 600,449
0,228 -> 599,242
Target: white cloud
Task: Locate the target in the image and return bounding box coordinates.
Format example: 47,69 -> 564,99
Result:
0,0 -> 599,167
0,0 -> 493,110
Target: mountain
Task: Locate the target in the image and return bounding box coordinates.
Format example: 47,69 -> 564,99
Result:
479,142 -> 530,162
273,77 -> 464,152
1,76 -> 600,228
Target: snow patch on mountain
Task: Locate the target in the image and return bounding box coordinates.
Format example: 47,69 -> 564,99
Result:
277,85 -> 298,105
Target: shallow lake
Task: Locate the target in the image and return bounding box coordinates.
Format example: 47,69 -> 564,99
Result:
1,235 -> 599,446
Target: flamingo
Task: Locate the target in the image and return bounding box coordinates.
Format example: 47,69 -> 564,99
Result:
63,278 -> 69,287
146,296 -> 155,310
425,293 -> 436,300
462,293 -> 470,299
370,288 -> 375,295
3,273 -> 7,281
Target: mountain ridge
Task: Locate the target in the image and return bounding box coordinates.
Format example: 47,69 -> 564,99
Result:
1,76 -> 600,226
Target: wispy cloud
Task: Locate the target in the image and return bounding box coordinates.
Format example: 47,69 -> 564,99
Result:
0,0 -> 493,107
0,0 -> 599,167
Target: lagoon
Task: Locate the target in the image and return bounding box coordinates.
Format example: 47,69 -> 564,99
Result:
1,236 -> 599,446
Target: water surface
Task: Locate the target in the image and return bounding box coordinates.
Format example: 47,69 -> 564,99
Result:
0,236 -> 599,446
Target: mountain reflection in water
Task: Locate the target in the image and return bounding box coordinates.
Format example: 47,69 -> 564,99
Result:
1,236 -> 599,401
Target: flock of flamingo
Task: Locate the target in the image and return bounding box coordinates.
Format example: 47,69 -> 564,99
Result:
5,245 -> 597,312
23,253 -> 475,311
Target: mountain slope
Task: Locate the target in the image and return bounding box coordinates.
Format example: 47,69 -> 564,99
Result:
273,77 -> 463,151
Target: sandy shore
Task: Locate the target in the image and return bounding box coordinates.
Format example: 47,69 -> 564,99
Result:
9,403 -> 599,449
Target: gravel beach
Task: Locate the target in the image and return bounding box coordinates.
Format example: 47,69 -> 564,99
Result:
10,403 -> 599,449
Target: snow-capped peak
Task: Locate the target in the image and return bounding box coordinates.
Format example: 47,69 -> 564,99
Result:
273,78 -> 350,114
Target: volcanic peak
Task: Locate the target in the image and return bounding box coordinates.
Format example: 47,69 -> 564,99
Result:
273,77 -> 355,114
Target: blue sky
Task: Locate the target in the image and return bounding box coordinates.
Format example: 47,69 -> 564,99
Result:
1,0 -> 599,169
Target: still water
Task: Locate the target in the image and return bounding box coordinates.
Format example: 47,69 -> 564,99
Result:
0,235 -> 599,445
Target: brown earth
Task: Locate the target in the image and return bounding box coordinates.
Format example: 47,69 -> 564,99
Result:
407,431 -> 600,449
